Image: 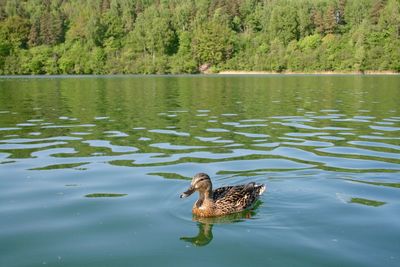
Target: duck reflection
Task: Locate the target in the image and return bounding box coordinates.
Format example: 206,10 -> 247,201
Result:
180,202 -> 261,247
180,222 -> 214,246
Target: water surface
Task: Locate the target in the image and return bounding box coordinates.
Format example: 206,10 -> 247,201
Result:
0,75 -> 399,267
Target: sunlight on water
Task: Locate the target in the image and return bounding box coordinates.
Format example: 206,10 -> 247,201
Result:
0,75 -> 399,267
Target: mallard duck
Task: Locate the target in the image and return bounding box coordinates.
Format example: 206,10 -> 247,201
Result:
180,173 -> 266,217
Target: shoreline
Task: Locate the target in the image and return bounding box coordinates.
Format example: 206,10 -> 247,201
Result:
1,70 -> 399,77
218,70 -> 400,75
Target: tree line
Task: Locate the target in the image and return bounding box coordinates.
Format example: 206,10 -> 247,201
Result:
0,0 -> 399,75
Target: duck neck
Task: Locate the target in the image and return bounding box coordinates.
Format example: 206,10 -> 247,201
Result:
197,187 -> 213,207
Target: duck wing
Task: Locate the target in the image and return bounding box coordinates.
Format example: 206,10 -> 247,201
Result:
212,186 -> 234,200
213,183 -> 265,214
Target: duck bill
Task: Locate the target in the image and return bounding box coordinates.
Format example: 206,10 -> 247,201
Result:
180,186 -> 195,198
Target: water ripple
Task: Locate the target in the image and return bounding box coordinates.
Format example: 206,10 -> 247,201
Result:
83,140 -> 138,153
317,147 -> 400,160
369,125 -> 400,132
1,108 -> 399,174
148,129 -> 190,137
348,141 -> 400,151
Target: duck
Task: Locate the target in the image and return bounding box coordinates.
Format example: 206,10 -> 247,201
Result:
180,173 -> 266,217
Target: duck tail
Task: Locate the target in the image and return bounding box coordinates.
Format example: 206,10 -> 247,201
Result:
256,184 -> 266,195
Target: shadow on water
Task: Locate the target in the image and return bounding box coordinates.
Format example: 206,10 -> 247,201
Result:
180,201 -> 262,247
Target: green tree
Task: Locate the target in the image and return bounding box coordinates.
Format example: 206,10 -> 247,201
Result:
297,1 -> 314,38
378,0 -> 400,38
269,5 -> 299,45
192,18 -> 235,66
345,0 -> 372,27
170,31 -> 198,74
0,15 -> 29,71
127,6 -> 177,60
0,0 -> 399,74
0,16 -> 30,49
266,38 -> 286,72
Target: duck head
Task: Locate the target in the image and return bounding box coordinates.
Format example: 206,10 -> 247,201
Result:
180,173 -> 212,198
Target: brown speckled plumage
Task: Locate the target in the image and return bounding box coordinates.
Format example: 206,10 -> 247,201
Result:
180,173 -> 266,217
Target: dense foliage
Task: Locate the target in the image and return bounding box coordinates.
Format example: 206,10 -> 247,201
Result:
0,0 -> 399,74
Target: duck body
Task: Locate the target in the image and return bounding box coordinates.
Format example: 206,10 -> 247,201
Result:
180,173 -> 266,217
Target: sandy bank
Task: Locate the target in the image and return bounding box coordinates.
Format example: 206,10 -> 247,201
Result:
218,70 -> 400,75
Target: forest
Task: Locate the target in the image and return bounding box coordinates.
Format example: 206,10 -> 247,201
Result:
0,0 -> 399,74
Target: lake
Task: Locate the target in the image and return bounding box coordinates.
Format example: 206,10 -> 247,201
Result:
0,75 -> 399,267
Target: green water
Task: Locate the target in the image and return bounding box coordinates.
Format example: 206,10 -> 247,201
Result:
0,75 -> 399,267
